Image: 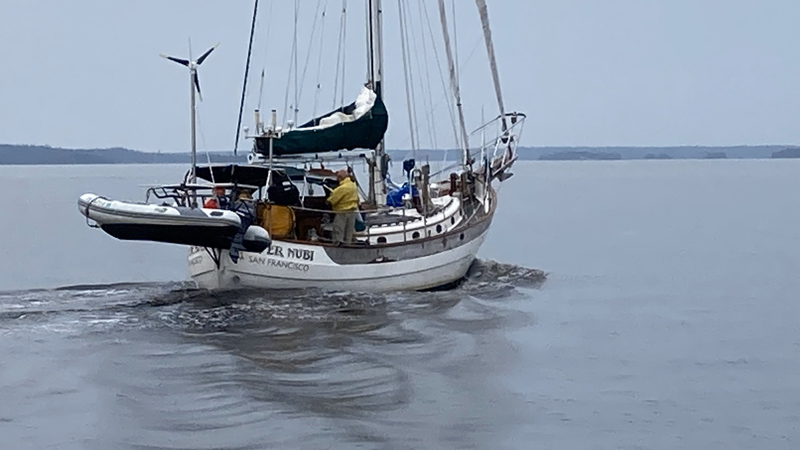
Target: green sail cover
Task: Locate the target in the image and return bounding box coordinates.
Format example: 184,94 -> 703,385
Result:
255,86 -> 388,157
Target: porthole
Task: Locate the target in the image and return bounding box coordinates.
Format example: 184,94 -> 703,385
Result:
377,236 -> 387,244
450,217 -> 455,225
412,232 -> 420,239
459,233 -> 465,241
436,224 -> 443,233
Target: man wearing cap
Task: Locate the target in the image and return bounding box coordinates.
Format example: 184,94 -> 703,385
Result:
326,169 -> 359,244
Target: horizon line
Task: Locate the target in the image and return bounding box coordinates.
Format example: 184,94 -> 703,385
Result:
2,143 -> 798,154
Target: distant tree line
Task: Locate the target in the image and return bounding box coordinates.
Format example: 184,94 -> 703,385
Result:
0,143 -> 798,165
771,148 -> 800,158
0,145 -> 246,165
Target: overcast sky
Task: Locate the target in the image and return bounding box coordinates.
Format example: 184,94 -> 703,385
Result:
0,0 -> 797,152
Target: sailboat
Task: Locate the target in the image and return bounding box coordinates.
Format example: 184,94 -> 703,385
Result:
78,0 -> 527,292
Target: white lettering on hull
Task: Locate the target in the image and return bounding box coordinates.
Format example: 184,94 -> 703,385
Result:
247,255 -> 310,272
265,244 -> 315,262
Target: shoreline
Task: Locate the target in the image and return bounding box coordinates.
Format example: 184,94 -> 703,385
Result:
1,144 -> 797,165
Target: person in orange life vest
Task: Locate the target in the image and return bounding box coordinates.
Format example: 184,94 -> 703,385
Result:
203,186 -> 229,209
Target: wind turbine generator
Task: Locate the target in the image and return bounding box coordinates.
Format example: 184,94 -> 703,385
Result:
160,43 -> 219,190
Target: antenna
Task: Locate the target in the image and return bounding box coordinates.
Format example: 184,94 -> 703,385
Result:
160,42 -> 219,199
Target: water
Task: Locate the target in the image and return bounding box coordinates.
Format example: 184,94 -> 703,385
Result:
0,160 -> 798,449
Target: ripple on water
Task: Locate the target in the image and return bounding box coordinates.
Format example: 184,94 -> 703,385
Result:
0,260 -> 545,448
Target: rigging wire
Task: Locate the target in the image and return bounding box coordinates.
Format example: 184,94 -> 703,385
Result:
234,0 -> 260,155
382,33 -> 485,153
332,0 -> 348,109
451,0 -> 460,99
339,0 -> 347,107
451,0 -> 465,156
293,0 -> 300,126
437,0 -> 472,165
364,3 -> 370,90
397,0 -> 418,155
194,104 -> 215,183
257,0 -> 275,110
416,35 -> 483,126
419,1 -> 459,155
282,0 -> 300,126
402,0 -> 423,156
475,0 -> 508,131
256,69 -> 266,114
410,0 -> 438,151
298,0 -> 327,115
312,1 -> 329,117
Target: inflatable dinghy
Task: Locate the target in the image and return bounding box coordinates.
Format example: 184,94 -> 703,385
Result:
78,193 -> 270,253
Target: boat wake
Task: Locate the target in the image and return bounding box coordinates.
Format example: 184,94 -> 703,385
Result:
0,261 -> 543,447
0,259 -> 545,334
464,259 -> 547,288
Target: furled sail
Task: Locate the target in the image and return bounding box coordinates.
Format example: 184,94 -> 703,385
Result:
255,86 -> 388,156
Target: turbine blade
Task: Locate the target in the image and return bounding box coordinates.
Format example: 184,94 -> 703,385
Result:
194,72 -> 202,101
160,54 -> 189,66
196,43 -> 219,65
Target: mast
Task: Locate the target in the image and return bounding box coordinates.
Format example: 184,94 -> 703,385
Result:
368,0 -> 384,97
189,65 -> 197,186
436,0 -> 471,168
474,0 -> 507,132
367,0 -> 386,206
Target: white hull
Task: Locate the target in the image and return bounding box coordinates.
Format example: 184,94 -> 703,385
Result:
71,0 -> 527,295
189,229 -> 487,292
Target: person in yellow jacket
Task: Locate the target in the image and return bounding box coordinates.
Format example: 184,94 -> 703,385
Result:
326,169 -> 359,244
